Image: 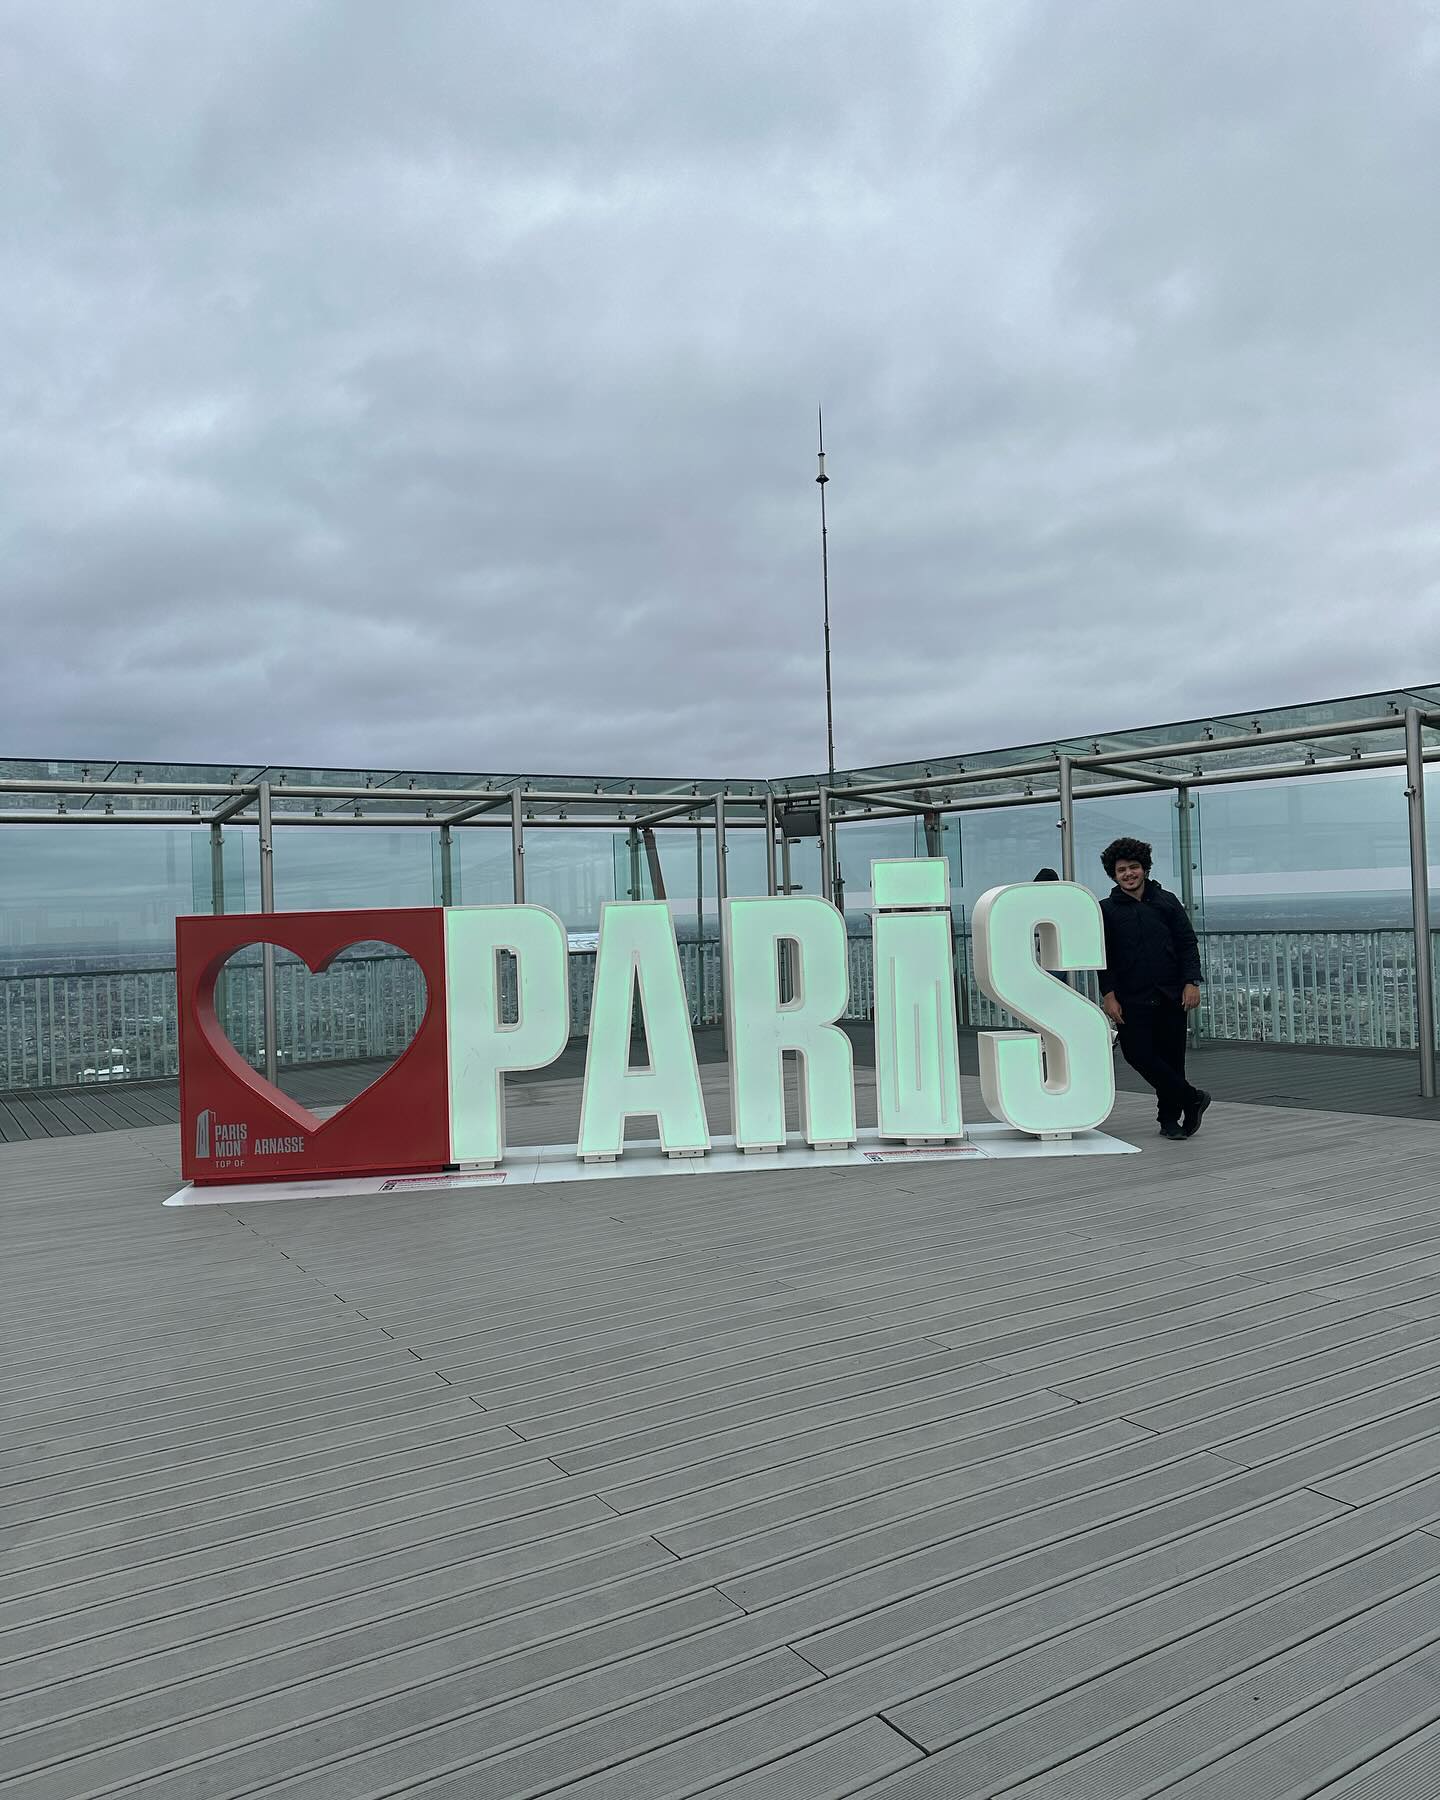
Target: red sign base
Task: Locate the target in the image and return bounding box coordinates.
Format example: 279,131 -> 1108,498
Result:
176,908 -> 450,1186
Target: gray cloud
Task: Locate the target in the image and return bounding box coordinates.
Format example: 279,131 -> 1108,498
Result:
3,0 -> 1436,779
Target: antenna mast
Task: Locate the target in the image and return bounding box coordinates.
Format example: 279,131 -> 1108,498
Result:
817,409 -> 843,914
817,408 -> 837,791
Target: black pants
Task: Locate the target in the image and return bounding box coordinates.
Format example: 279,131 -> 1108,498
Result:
1116,995 -> 1200,1125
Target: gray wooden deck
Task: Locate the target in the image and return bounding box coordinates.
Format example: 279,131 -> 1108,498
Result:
5,1064 -> 1440,1797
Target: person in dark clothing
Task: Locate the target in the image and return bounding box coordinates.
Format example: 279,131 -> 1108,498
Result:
1098,836 -> 1212,1140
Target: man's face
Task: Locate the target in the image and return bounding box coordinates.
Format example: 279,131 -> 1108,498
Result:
1114,858 -> 1147,896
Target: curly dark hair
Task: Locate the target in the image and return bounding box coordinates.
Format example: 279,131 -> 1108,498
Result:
1101,836 -> 1153,880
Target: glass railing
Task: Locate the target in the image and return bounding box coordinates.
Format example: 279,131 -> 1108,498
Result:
965,929 -> 1435,1048
2,966 -> 182,1089
1190,929 -> 1426,1050
2,928 -> 1437,1091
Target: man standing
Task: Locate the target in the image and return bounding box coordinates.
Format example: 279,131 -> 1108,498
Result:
1098,836 -> 1211,1140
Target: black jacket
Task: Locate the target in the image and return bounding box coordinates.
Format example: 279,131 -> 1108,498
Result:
1099,879 -> 1202,1004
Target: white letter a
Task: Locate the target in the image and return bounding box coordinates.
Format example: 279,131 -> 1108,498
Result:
578,902 -> 710,1160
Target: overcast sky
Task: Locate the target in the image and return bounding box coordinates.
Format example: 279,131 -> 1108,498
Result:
3,0 -> 1437,781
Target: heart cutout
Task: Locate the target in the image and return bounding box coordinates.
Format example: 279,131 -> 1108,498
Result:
214,940 -> 429,1129
178,906 -> 451,1184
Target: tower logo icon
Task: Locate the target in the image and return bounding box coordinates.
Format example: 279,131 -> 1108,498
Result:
194,1108 -> 213,1160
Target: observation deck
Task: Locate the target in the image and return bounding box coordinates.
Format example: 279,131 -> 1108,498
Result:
7,1053 -> 1440,1795
7,685 -> 1440,1792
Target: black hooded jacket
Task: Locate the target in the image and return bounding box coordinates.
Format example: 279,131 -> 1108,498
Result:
1099,879 -> 1202,1004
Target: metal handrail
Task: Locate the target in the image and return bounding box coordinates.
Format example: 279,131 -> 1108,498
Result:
4,927 -> 1438,1092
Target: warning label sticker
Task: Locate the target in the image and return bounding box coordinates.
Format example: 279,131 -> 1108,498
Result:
862,1145 -> 981,1163
378,1172 -> 509,1191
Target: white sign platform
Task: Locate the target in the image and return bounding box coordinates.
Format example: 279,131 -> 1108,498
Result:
164,1123 -> 1138,1207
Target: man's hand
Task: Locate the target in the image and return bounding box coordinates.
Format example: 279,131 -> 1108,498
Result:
1181,983 -> 1201,1012
1102,992 -> 1124,1026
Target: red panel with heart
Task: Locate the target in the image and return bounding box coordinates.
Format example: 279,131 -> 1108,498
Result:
177,908 -> 450,1186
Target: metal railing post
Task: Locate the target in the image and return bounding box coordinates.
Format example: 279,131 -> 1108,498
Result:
1176,783 -> 1201,1041
209,819 -> 229,1055
1057,754 -> 1075,882
1176,786 -> 1197,912
209,822 -> 225,915
257,780 -> 278,1087
764,794 -> 777,896
714,794 -> 728,1040
713,794 -> 728,909
438,823 -> 454,906
511,790 -> 525,902
627,826 -> 642,901
1405,708 -> 1436,1096
923,808 -> 964,1032
695,822 -> 706,1023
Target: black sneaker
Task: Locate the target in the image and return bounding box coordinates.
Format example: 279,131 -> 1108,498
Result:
1158,1121 -> 1187,1140
1184,1091 -> 1213,1137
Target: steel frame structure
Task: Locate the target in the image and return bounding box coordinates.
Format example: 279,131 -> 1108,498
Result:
3,685 -> 1438,1093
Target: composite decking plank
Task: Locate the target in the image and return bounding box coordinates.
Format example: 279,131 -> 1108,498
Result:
6,1083 -> 1440,1797
1300,1719 -> 1440,1798
0,1489 -> 615,1635
854,1535 -> 1440,1797
2,1349 -> 448,1439
0,1421 -> 533,1561
20,1488 -> 1335,1799
0,1102 -> 47,1140
596,1387 -> 1086,1519
500,1491 -> 1368,1800
1149,1638 -> 1440,1797
0,1586 -> 747,1792
0,1385 -> 475,1490
0,1508 -> 652,1675
0,1534 -> 674,1732
698,1719 -> 921,1796
1079,1311 -> 1440,1419
0,1395 -> 483,1519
